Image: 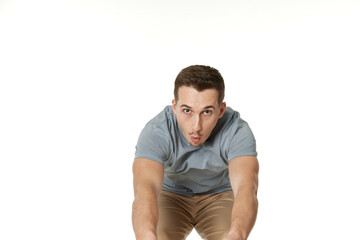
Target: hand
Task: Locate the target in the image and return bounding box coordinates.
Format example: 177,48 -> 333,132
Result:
222,232 -> 244,240
223,237 -> 243,240
223,237 -> 242,240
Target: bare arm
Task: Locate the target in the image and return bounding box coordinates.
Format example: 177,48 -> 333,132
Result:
224,156 -> 259,240
132,158 -> 164,240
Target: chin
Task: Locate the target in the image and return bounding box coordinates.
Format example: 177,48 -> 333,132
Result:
188,140 -> 203,146
190,143 -> 202,147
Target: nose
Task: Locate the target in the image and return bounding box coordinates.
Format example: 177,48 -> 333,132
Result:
192,115 -> 202,132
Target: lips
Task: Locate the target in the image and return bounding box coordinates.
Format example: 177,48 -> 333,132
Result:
190,136 -> 201,144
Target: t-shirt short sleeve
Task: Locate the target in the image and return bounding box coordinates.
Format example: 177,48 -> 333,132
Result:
227,119 -> 257,161
134,121 -> 170,165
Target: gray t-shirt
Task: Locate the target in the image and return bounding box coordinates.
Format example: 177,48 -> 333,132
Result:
135,106 -> 257,196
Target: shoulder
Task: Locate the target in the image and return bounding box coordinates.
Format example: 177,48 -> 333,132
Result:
214,107 -> 257,159
223,107 -> 240,122
143,106 -> 176,134
135,106 -> 175,163
215,107 -> 247,133
137,106 -> 178,146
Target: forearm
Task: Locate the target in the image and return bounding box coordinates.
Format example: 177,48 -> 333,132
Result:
226,186 -> 258,240
132,190 -> 159,240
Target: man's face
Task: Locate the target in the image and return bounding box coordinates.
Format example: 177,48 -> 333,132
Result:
172,86 -> 226,146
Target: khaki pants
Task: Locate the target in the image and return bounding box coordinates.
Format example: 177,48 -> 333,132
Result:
157,190 -> 234,240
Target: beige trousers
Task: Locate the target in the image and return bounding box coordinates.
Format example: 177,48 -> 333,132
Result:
157,190 -> 234,240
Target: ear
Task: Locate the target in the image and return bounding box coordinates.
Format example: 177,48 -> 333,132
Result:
218,102 -> 226,118
172,99 -> 177,115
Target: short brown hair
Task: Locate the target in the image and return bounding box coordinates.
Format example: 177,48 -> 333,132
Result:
174,65 -> 225,104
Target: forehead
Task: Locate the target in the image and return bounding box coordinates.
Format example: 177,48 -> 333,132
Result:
177,86 -> 219,107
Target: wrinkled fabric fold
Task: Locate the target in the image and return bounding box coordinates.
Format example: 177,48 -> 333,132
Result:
157,190 -> 234,240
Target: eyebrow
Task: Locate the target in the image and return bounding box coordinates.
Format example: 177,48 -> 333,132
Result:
180,104 -> 216,110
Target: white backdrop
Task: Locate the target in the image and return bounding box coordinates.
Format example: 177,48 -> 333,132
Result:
1,0 -> 359,239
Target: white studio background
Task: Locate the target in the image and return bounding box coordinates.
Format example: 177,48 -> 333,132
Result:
0,0 -> 359,239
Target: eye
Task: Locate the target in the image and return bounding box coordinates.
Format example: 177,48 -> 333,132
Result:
203,110 -> 212,115
183,109 -> 191,114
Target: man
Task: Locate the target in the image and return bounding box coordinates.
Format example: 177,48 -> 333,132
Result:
132,65 -> 259,240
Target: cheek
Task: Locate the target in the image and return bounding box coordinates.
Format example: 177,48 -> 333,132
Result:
177,116 -> 189,130
206,118 -> 219,129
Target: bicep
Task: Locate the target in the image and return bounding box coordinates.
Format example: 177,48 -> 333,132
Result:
228,156 -> 259,196
133,158 -> 164,197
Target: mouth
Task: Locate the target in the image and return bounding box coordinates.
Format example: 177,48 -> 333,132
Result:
190,136 -> 201,144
